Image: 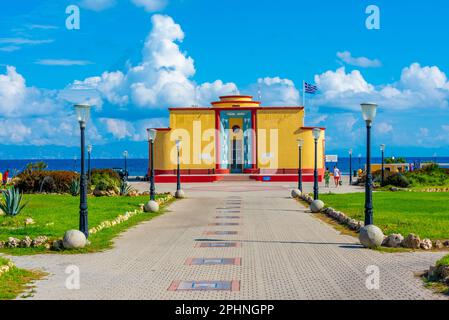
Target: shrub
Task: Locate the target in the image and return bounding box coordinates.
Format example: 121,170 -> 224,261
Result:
0,187 -> 28,216
15,170 -> 79,193
90,169 -> 121,192
384,173 -> 410,188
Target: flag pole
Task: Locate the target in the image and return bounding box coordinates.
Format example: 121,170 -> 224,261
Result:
302,80 -> 305,107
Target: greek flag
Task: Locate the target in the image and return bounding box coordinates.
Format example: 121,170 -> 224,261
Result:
305,82 -> 318,94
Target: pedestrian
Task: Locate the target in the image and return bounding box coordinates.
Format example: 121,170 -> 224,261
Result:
324,167 -> 330,188
3,169 -> 9,186
333,165 -> 341,187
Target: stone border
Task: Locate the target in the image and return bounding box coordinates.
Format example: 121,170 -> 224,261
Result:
297,193 -> 449,251
0,193 -> 175,251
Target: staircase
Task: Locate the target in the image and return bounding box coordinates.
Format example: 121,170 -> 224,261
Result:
219,174 -> 252,182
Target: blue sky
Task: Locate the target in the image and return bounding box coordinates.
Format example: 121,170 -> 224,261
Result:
1,0 -> 449,159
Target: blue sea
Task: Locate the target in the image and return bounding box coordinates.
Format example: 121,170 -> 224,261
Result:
0,157 -> 447,177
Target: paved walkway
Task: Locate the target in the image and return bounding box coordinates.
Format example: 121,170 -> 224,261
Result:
7,181 -> 447,300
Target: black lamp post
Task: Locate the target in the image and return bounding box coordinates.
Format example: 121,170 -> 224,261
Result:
312,128 -> 321,200
147,129 -> 157,201
123,150 -> 128,181
297,138 -> 304,191
175,139 -> 181,192
74,104 -> 91,238
361,102 -> 378,226
380,144 -> 385,186
349,148 -> 353,185
87,144 -> 92,182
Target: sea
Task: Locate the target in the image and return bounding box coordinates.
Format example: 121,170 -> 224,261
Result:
0,157 -> 448,177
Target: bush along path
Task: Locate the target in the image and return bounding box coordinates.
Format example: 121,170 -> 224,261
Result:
297,193 -> 449,251
424,254 -> 449,294
0,256 -> 46,300
0,193 -> 175,255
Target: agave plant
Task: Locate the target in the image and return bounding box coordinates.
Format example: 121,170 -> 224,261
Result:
0,187 -> 28,217
70,179 -> 80,196
119,180 -> 135,196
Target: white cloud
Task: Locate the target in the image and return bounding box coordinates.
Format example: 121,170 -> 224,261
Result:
67,14 -> 237,109
0,38 -> 54,45
35,59 -> 93,66
376,122 -> 393,134
312,64 -> 449,110
253,77 -> 300,106
337,51 -> 382,68
0,46 -> 20,52
131,0 -> 168,12
79,0 -> 117,11
100,117 -> 167,140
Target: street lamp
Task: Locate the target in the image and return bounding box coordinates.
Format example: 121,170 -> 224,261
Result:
74,104 -> 90,238
358,153 -> 362,170
175,139 -> 185,198
380,144 -> 385,186
144,129 -> 159,212
349,149 -> 353,185
361,103 -> 378,226
297,138 -> 304,191
148,129 -> 157,201
123,150 -> 128,181
312,128 -> 321,200
87,145 -> 92,182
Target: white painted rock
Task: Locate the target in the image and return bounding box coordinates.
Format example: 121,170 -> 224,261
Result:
175,189 -> 185,199
144,200 -> 159,212
291,189 -> 302,198
420,238 -> 433,250
359,225 -> 384,248
310,200 -> 324,213
63,230 -> 87,249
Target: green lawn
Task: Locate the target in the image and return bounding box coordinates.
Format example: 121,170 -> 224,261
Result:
0,194 -> 172,255
0,257 -> 46,300
319,192 -> 449,240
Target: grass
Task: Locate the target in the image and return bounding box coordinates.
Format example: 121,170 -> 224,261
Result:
437,254 -> 449,267
0,257 -> 46,300
0,194 -> 173,255
319,192 -> 449,240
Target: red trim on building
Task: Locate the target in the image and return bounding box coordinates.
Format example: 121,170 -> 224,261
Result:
211,100 -> 261,105
219,95 -> 253,99
251,109 -> 257,170
301,126 -> 326,130
168,106 -> 305,111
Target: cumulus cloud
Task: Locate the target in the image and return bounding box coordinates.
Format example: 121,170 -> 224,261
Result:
337,51 -> 382,68
67,15 -> 237,109
312,64 -> 449,110
250,77 -> 300,106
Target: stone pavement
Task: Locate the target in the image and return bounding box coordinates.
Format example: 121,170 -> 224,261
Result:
7,180 -> 447,300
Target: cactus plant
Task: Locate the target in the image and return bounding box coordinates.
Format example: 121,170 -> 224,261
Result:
0,187 -> 28,216
70,179 -> 80,196
119,180 -> 134,196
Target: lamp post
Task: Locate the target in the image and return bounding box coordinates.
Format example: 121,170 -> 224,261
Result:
148,129 -> 156,201
361,103 -> 378,226
349,149 -> 353,185
358,153 -> 362,170
144,129 -> 159,212
312,128 -> 321,200
175,139 -> 185,198
297,139 -> 304,191
74,104 -> 91,238
87,144 -> 92,182
123,150 -> 128,181
380,144 -> 385,186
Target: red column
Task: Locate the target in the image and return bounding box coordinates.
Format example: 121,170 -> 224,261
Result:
251,109 -> 257,171
215,110 -> 221,171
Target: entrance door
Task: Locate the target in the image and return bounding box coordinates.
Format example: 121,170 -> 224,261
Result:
231,137 -> 243,173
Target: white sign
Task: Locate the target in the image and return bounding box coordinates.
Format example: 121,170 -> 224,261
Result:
325,155 -> 338,163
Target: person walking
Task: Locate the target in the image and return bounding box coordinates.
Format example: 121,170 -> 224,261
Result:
333,165 -> 341,187
324,168 -> 330,188
3,170 -> 9,186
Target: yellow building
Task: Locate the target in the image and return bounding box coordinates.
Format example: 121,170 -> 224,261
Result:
150,95 -> 325,182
